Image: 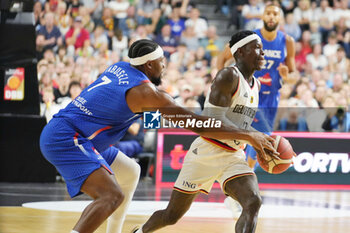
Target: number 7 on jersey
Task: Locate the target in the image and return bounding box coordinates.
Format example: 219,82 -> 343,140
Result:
87,76 -> 111,92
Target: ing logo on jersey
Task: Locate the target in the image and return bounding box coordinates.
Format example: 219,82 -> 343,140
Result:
143,110 -> 161,129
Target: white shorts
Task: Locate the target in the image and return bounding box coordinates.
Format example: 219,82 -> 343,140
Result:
174,137 -> 254,195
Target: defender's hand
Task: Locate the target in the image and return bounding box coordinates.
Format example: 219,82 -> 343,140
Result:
277,63 -> 289,79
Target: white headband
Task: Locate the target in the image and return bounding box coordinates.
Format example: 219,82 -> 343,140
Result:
129,46 -> 164,66
230,34 -> 262,56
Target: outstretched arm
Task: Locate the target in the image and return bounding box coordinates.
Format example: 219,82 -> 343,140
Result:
216,44 -> 234,70
126,78 -> 277,159
278,35 -> 298,85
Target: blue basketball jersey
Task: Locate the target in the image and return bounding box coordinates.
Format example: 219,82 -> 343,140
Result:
245,30 -> 288,164
54,61 -> 150,152
253,29 -> 286,108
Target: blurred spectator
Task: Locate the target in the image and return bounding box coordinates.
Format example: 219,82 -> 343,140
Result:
159,0 -> 172,17
333,0 -> 350,25
329,47 -> 350,74
39,71 -> 53,97
68,81 -> 83,100
313,0 -> 334,43
309,21 -> 322,45
241,0 -> 264,30
343,31 -> 350,58
112,29 -> 128,55
124,5 -> 138,36
55,46 -> 68,63
81,0 -> 104,23
200,26 -> 224,58
169,43 -> 191,73
280,0 -> 295,14
98,7 -> 117,46
65,16 -> 91,56
185,8 -> 208,42
277,105 -> 309,131
197,73 -> 213,109
314,85 -> 328,108
40,87 -> 61,122
109,0 -> 130,35
180,26 -> 199,52
299,89 -> 319,107
227,0 -> 248,30
131,25 -> 152,40
293,0 -> 312,31
300,30 -> 312,54
295,42 -> 307,73
56,1 -> 71,36
90,25 -> 108,51
137,0 -> 158,25
175,84 -> 195,106
167,5 -> 186,40
115,119 -> 144,158
331,72 -> 345,93
183,97 -> 201,114
306,43 -> 328,70
144,8 -> 167,36
215,0 -> 233,14
193,47 -> 210,71
323,31 -> 340,58
80,71 -> 93,89
54,71 -> 71,104
79,6 -> 95,33
33,1 -> 44,31
283,13 -> 301,41
154,24 -> 178,59
322,105 -> 350,132
69,0 -> 82,18
43,49 -> 56,63
36,12 -> 63,58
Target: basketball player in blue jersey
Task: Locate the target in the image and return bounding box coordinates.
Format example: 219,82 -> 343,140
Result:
217,3 -> 296,169
133,31 -> 279,233
40,39 -> 277,233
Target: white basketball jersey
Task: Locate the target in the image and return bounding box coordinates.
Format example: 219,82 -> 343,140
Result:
202,66 -> 260,151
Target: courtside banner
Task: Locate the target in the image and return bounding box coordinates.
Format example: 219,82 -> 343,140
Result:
4,67 -> 25,101
155,129 -> 350,190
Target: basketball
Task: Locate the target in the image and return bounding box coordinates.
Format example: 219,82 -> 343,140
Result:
257,135 -> 295,174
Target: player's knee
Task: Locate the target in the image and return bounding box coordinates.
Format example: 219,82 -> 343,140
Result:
107,189 -> 125,210
244,193 -> 262,212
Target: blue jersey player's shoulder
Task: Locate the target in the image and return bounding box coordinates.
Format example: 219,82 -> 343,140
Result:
101,61 -> 150,87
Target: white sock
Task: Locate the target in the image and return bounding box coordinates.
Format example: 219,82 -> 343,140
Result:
71,231 -> 79,233
106,152 -> 141,233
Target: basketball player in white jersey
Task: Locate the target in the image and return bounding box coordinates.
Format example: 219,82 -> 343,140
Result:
133,30 -> 275,233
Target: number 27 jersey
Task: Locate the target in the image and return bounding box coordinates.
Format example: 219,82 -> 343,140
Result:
253,29 -> 286,107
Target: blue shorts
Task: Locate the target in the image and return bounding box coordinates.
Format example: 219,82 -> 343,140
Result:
40,118 -> 118,198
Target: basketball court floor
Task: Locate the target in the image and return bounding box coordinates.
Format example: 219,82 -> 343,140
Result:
1,180 -> 350,233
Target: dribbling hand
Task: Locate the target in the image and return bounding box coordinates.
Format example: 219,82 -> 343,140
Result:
248,132 -> 279,161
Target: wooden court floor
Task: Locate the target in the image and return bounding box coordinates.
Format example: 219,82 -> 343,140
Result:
1,182 -> 350,233
1,205 -> 350,233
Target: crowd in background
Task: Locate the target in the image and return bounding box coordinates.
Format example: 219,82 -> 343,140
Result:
35,0 -> 350,134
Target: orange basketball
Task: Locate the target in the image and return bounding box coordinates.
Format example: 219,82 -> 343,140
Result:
7,76 -> 21,89
257,135 -> 295,174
